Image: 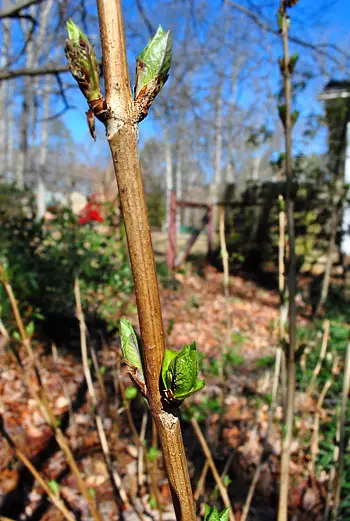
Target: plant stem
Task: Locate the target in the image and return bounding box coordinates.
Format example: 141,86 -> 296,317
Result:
96,2 -> 196,519
74,278 -> 131,515
219,205 -> 229,297
186,407 -> 235,521
332,342 -> 350,519
277,3 -> 297,521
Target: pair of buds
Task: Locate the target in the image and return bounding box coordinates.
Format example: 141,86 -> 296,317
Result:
65,19 -> 172,138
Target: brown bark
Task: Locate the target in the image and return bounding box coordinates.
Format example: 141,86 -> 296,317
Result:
277,3 -> 297,521
96,1 -> 196,519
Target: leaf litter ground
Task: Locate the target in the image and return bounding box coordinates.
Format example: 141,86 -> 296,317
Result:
0,266 -> 330,520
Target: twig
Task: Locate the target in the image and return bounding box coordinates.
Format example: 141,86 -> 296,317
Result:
149,419 -> 163,520
194,460 -> 209,502
138,410 -> 148,491
185,406 -> 235,521
332,342 -> 350,519
309,379 -> 333,476
278,195 -> 287,415
50,343 -> 73,422
277,3 -> 298,519
89,342 -> 108,407
0,263 -> 34,360
1,272 -> 103,521
219,206 -> 229,297
307,320 -> 330,396
118,365 -> 141,447
74,277 -> 130,513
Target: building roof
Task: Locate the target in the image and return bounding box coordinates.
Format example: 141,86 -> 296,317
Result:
319,80 -> 350,101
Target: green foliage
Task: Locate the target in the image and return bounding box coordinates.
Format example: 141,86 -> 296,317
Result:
255,355 -> 275,368
120,318 -> 146,390
65,19 -> 101,102
183,396 -> 222,422
202,347 -> 243,377
204,505 -> 230,521
147,447 -> 161,462
161,343 -> 205,404
125,386 -> 138,400
135,25 -> 172,100
48,479 -> 60,495
0,185 -> 133,331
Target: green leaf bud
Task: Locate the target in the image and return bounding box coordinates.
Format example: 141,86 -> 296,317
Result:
120,318 -> 146,394
162,343 -> 205,405
65,19 -> 101,103
204,505 -> 230,521
134,26 -> 172,119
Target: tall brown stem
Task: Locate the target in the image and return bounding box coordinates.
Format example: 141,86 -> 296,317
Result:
96,2 -> 196,519
277,3 -> 297,521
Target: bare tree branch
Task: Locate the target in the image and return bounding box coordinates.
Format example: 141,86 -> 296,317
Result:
0,0 -> 44,19
0,64 -> 70,81
225,0 -> 349,65
135,0 -> 155,37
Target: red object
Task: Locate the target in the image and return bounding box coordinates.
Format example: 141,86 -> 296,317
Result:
79,197 -> 103,225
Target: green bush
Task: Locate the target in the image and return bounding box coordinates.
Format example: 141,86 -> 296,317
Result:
0,184 -> 133,331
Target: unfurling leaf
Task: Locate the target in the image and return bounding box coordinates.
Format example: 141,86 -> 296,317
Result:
289,53 -> 299,74
278,104 -> 287,127
125,385 -> 138,400
162,343 -> 205,405
65,19 -> 107,138
291,110 -> 299,126
120,318 -> 146,394
65,19 -> 101,103
204,505 -> 230,521
133,26 -> 172,120
276,11 -> 283,30
48,479 -> 60,496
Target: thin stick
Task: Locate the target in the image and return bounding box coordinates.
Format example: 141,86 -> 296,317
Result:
0,317 -> 9,351
332,342 -> 350,519
1,269 -> 103,521
278,196 -> 287,415
309,379 -> 333,476
186,410 -> 235,521
323,412 -> 340,521
50,344 -> 73,422
138,410 -> 148,490
89,342 -> 108,406
219,206 -> 229,297
118,366 -> 141,447
194,461 -> 209,502
307,320 -> 330,396
277,3 -> 298,519
74,277 -> 130,511
149,419 -> 163,521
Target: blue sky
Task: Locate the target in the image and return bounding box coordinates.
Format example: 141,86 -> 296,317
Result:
60,0 -> 350,165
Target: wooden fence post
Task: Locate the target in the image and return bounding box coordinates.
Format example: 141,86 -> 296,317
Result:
167,190 -> 177,271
